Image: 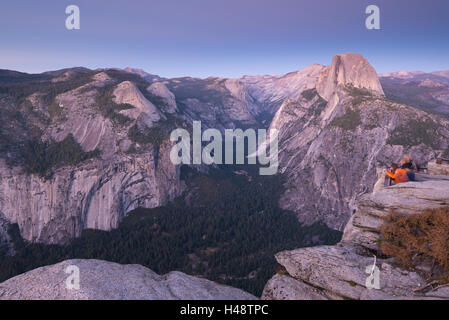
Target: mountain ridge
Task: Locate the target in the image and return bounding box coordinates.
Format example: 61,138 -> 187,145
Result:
0,53 -> 448,243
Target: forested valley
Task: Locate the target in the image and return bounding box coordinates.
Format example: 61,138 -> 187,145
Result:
0,165 -> 342,296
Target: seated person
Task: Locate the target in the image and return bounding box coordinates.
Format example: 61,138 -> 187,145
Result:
386,163 -> 409,184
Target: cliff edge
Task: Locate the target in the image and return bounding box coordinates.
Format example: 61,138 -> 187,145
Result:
262,168 -> 449,300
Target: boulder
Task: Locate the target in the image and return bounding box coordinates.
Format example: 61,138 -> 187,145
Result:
0,259 -> 257,300
263,177 -> 449,300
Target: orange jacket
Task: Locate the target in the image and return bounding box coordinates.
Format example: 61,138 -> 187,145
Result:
386,168 -> 409,184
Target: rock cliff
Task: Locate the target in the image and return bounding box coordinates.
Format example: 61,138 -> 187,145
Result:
0,259 -> 257,300
272,53 -> 449,230
0,214 -> 13,256
0,70 -> 184,244
317,52 -> 384,101
240,63 -> 325,117
0,146 -> 181,244
262,174 -> 449,300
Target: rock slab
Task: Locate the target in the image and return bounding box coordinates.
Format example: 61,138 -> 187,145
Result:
0,259 -> 257,300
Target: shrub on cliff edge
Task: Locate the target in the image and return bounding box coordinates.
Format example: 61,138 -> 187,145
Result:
381,207 -> 449,282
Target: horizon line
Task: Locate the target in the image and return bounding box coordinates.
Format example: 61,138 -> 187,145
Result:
2,64 -> 449,81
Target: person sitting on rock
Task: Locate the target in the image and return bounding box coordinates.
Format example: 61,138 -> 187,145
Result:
386,163 -> 409,185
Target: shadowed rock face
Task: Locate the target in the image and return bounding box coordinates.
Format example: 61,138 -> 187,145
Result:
113,81 -> 162,125
0,53 -> 448,246
0,259 -> 257,300
240,63 -> 325,117
262,177 -> 449,300
146,82 -> 178,114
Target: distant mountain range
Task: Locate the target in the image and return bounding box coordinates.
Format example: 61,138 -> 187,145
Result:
379,70 -> 449,115
0,53 -> 448,244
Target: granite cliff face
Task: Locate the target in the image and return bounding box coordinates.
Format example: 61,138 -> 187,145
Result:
0,259 -> 257,300
1,54 -> 449,299
0,53 -> 448,246
162,76 -> 261,130
0,70 -> 184,244
0,214 -> 13,256
263,173 -> 449,300
271,53 -> 449,230
317,52 -> 384,101
240,63 -> 325,118
0,147 -> 181,244
379,70 -> 449,115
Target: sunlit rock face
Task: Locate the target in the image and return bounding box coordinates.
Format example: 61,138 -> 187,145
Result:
0,71 -> 183,244
0,259 -> 258,300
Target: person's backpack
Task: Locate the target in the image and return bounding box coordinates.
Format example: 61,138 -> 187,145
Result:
406,171 -> 415,181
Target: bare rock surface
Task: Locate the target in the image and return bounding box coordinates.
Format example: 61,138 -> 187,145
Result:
379,70 -> 449,115
428,160 -> 449,176
262,274 -> 331,300
317,52 -> 384,101
0,73 -> 183,244
263,177 -> 449,300
343,179 -> 449,249
272,53 -> 449,231
0,145 -> 182,244
0,259 -> 257,300
1,54 -> 448,251
146,82 -> 178,113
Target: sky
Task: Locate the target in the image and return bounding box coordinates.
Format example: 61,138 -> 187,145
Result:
1,0 -> 449,78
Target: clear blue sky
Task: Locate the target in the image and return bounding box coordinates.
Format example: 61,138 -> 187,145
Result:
1,0 -> 448,78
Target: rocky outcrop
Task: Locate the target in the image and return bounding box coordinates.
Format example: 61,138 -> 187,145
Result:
317,52 -> 384,101
428,160 -> 449,176
162,76 -> 260,130
0,259 -> 257,300
343,176 -> 449,250
272,53 -> 449,231
263,176 -> 449,300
